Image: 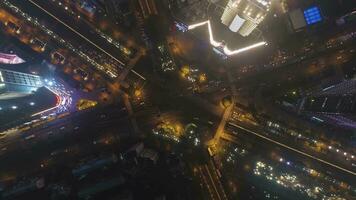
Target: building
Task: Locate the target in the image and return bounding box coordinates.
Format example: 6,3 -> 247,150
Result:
0,53 -> 25,65
221,0 -> 271,37
287,6 -> 323,32
301,80 -> 356,129
0,68 -> 43,100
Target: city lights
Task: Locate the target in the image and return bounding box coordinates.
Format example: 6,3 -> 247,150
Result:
0,0 -> 355,199
188,20 -> 267,56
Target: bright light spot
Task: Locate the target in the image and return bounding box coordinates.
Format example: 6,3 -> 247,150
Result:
29,102 -> 35,106
286,161 -> 290,165
336,149 -> 340,152
343,152 -> 347,156
328,146 -> 332,149
279,158 -> 283,162
11,105 -> 17,110
188,20 -> 267,56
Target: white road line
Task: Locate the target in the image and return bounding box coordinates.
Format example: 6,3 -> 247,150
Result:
228,122 -> 356,176
199,167 -> 218,200
27,0 -> 146,80
204,165 -> 222,200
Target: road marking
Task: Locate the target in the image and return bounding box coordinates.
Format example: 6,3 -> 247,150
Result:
204,165 -> 224,200
199,166 -> 217,200
27,0 -> 146,80
228,122 -> 356,176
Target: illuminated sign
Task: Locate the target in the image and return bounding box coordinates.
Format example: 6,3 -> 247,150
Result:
0,53 -> 25,64
304,6 -> 322,25
188,20 -> 267,56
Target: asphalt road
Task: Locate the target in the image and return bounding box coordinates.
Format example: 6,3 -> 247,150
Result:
0,105 -> 129,179
6,0 -> 146,81
223,121 -> 356,185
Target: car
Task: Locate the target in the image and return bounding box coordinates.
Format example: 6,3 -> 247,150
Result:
30,38 -> 46,51
74,68 -> 89,81
51,51 -> 65,64
24,134 -> 36,140
5,21 -> 21,34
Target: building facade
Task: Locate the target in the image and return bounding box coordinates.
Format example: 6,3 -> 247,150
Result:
221,0 -> 271,36
0,68 -> 43,99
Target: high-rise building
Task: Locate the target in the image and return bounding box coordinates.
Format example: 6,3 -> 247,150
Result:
0,68 -> 43,100
221,0 -> 271,36
301,80 -> 356,129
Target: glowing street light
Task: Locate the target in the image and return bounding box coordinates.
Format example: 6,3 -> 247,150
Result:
134,89 -> 142,98
11,105 -> 17,110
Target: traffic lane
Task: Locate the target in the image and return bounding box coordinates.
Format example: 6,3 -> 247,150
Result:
4,0 -> 125,80
224,124 -> 356,185
206,160 -> 228,200
47,0 -> 144,50
219,134 -> 356,199
9,0 -> 129,64
227,118 -> 355,171
0,105 -> 127,156
197,165 -> 221,200
0,131 -> 120,181
0,116 -> 131,178
26,0 -> 147,80
0,2 -> 119,81
234,44 -> 356,89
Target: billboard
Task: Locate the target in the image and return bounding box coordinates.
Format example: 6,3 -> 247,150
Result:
0,53 -> 25,64
304,6 -> 322,25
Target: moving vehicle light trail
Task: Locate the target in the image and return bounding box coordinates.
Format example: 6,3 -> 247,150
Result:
188,20 -> 267,56
32,80 -> 72,117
